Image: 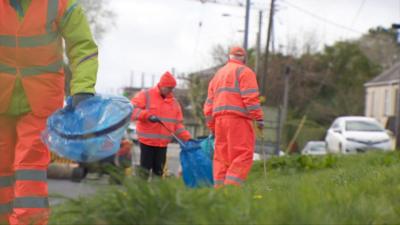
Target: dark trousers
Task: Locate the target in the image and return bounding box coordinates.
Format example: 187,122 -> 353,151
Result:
139,142 -> 167,178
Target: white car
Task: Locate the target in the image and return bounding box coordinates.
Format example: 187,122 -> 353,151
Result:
325,116 -> 392,154
302,141 -> 326,155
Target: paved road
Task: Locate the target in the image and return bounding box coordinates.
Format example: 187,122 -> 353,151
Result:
48,143 -> 181,205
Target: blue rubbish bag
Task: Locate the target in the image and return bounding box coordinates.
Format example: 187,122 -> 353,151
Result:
42,94 -> 133,163
199,135 -> 214,159
180,140 -> 213,188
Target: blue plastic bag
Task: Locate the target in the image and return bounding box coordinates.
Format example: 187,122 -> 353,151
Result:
199,135 -> 214,159
42,94 -> 133,163
180,140 -> 213,188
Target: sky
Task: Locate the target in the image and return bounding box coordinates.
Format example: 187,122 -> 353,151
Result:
95,0 -> 400,94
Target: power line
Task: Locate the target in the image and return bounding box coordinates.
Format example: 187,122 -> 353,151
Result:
184,0 -> 267,11
350,0 -> 367,28
281,0 -> 363,34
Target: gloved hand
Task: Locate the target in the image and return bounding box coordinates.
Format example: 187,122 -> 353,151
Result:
72,93 -> 94,108
148,115 -> 160,123
256,120 -> 265,130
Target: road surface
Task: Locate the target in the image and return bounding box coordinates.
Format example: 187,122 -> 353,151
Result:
49,143 -> 181,205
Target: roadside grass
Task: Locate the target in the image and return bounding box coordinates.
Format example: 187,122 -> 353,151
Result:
50,151 -> 400,225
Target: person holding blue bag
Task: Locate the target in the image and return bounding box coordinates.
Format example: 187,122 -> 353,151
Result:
130,72 -> 192,179
0,1 -> 98,224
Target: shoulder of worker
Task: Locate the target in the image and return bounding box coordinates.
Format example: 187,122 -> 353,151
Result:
237,65 -> 256,77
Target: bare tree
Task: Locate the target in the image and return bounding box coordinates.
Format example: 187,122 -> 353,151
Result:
358,27 -> 400,69
80,0 -> 116,41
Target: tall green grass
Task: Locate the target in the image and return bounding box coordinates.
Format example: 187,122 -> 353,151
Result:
50,151 -> 400,225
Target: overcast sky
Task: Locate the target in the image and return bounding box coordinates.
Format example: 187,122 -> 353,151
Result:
95,0 -> 399,93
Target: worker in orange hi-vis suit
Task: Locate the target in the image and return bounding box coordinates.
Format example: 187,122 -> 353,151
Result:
203,46 -> 264,188
0,1 -> 98,224
131,72 -> 192,179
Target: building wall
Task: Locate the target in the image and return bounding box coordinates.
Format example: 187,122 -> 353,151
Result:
365,83 -> 398,126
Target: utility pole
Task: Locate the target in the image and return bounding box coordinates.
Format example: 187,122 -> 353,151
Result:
130,71 -> 134,87
243,0 -> 251,50
141,72 -> 145,88
261,0 -> 275,96
255,10 -> 263,79
391,23 -> 400,148
282,66 -> 291,128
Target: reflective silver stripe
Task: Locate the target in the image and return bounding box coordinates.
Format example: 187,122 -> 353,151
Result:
15,170 -> 46,182
21,60 -> 63,76
226,175 -> 244,184
13,197 -> 49,209
246,104 -> 261,111
235,67 -> 245,89
0,35 -> 16,47
0,33 -> 58,48
46,0 -> 59,33
19,32 -> 59,47
0,202 -> 12,214
216,87 -> 240,95
241,88 -> 258,96
136,132 -> 172,140
0,63 -> 17,75
175,128 -> 185,135
145,90 -> 150,110
159,117 -> 180,123
213,105 -> 248,114
0,176 -> 14,187
133,108 -> 142,120
77,52 -> 98,66
214,179 -> 224,185
206,99 -> 213,104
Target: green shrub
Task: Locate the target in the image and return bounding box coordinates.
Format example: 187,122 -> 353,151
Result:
51,151 -> 400,225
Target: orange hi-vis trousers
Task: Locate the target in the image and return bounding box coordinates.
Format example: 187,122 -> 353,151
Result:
213,115 -> 255,188
0,113 -> 50,225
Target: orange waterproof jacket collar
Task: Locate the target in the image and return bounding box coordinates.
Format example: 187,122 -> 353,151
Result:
0,0 -> 68,116
131,86 -> 191,147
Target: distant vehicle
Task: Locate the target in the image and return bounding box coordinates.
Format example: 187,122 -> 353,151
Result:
301,141 -> 326,155
325,116 -> 392,154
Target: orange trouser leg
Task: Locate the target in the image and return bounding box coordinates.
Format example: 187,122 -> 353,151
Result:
0,115 -> 17,225
214,115 -> 255,187
9,113 -> 50,225
213,119 -> 229,188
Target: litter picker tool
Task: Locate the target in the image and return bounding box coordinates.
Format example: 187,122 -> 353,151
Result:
157,120 -> 186,146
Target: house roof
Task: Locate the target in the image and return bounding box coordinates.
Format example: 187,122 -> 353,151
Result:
365,62 -> 400,87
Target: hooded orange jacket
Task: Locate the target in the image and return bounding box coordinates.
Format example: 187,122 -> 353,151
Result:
131,86 -> 191,147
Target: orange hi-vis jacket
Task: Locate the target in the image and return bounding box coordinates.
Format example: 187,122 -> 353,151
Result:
204,59 -> 264,131
131,86 -> 191,147
0,0 -> 69,117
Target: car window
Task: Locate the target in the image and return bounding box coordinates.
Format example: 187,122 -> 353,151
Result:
331,122 -> 340,129
345,120 -> 384,132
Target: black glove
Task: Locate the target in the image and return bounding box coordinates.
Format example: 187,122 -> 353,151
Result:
148,115 -> 160,123
256,120 -> 265,130
72,93 -> 94,108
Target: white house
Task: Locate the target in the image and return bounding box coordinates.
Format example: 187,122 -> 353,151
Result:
364,63 -> 400,128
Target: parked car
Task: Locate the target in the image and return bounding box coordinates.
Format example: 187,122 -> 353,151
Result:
301,141 -> 326,155
325,116 -> 392,154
